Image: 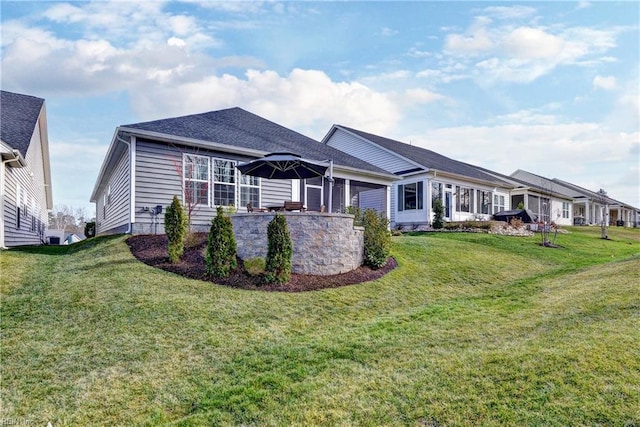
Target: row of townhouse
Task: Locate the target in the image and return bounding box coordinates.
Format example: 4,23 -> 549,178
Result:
2,90 -> 636,247
89,106 -> 639,236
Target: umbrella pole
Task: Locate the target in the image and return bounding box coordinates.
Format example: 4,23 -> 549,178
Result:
327,160 -> 334,213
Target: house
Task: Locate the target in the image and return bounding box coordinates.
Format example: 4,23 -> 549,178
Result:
321,125 -> 516,228
0,90 -> 53,248
90,108 -> 397,236
511,170 -> 639,227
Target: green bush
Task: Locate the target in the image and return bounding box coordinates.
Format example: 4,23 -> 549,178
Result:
432,199 -> 445,229
265,214 -> 292,284
165,196 -> 187,263
362,208 -> 390,269
206,206 -> 237,278
244,257 -> 266,277
344,206 -> 364,226
84,221 -> 96,238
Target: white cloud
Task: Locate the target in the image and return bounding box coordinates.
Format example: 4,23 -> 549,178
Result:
482,6 -> 537,20
593,75 -> 617,90
403,88 -> 445,104
501,27 -> 565,59
444,26 -> 494,55
129,68 -> 402,139
380,27 -> 398,37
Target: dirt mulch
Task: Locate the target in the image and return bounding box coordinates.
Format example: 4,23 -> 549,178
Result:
126,233 -> 396,292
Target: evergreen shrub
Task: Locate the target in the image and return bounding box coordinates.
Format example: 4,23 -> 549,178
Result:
265,214 -> 292,284
165,196 -> 187,263
206,206 -> 237,278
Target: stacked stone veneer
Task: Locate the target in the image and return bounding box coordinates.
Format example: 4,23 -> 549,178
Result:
231,212 -> 364,275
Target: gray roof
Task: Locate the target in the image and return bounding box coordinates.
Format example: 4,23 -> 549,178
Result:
0,90 -> 44,157
122,107 -> 391,176
336,125 -> 511,185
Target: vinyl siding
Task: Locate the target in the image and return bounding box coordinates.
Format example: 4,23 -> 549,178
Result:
326,128 -> 416,174
132,139 -> 291,234
2,115 -> 50,247
96,144 -> 130,235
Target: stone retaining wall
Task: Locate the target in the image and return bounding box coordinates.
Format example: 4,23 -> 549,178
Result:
231,212 -> 364,275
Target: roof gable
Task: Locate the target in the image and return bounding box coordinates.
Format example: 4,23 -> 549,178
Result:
0,90 -> 44,156
336,125 -> 510,185
122,107 -> 390,175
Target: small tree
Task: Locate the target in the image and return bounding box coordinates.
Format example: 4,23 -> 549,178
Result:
265,214 -> 292,284
205,206 -> 237,277
165,196 -> 187,263
362,208 -> 391,269
432,199 -> 445,229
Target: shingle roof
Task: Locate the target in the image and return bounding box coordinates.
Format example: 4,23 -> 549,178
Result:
122,107 -> 391,176
0,90 -> 44,157
337,125 -> 511,185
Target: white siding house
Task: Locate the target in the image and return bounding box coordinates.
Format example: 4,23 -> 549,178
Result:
322,125 -> 514,228
0,91 -> 53,248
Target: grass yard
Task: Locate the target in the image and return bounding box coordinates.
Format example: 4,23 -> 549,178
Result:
1,226 -> 639,426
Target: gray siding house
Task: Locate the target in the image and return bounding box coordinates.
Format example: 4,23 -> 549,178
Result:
91,108 -> 396,236
322,125 -> 514,228
0,90 -> 53,248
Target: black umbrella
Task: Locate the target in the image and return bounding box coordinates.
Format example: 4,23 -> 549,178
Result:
236,152 -> 328,180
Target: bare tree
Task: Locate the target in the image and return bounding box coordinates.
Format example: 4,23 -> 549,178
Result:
595,188 -> 609,239
49,205 -> 89,234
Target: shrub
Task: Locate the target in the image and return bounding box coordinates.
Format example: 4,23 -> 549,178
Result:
432,199 -> 445,229
362,208 -> 390,269
344,206 -> 364,226
265,214 -> 292,284
84,221 -> 96,238
206,206 -> 237,278
244,257 -> 266,277
165,196 -> 187,263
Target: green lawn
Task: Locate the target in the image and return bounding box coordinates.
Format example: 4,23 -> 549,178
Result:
1,226 -> 639,426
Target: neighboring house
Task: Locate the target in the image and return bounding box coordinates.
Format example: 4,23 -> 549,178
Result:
0,90 -> 53,248
322,125 -> 515,228
90,107 -> 396,236
511,170 -> 639,227
468,167 -> 576,227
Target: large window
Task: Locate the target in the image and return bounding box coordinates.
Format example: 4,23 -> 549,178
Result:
477,190 -> 491,214
431,182 -> 443,205
562,202 -> 570,219
184,154 -> 210,206
240,174 -> 260,208
456,186 -> 472,213
213,159 -> 236,206
493,194 -> 505,213
398,181 -> 424,211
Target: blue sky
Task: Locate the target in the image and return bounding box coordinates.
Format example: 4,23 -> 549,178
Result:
2,1 -> 638,215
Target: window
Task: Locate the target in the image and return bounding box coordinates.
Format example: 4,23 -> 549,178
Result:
493,194 -> 505,213
456,186 -> 472,213
213,159 -> 235,206
240,174 -> 260,208
16,184 -> 21,229
477,190 -> 491,214
431,182 -> 443,205
397,181 -> 423,211
184,154 -> 210,206
562,202 -> 570,219
107,185 -> 112,204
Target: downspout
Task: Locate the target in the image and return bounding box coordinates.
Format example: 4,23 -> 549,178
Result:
116,135 -> 135,234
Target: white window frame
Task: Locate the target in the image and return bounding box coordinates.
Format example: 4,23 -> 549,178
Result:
397,181 -> 424,212
212,158 -> 236,207
239,173 -> 260,209
456,186 -> 472,213
493,194 -> 505,213
562,202 -> 570,219
183,154 -> 210,207
477,190 -> 491,215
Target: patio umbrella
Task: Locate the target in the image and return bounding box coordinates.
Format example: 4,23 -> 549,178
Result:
236,152 -> 328,180
237,152 -> 335,212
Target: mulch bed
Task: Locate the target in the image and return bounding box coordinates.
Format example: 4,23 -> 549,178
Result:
126,233 -> 396,292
